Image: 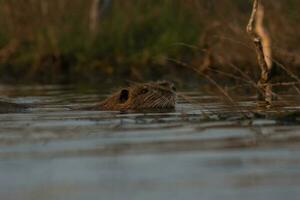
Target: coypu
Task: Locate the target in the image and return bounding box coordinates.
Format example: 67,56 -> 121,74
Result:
98,81 -> 176,111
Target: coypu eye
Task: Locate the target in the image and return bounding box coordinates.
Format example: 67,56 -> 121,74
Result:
171,86 -> 176,91
140,88 -> 149,94
119,89 -> 129,103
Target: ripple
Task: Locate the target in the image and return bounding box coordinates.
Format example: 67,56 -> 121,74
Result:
0,85 -> 300,200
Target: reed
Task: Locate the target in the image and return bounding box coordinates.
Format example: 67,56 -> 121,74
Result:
0,0 -> 299,84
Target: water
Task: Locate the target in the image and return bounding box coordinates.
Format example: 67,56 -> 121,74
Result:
0,85 -> 300,200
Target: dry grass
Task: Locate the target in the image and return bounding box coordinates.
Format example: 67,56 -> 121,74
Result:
0,0 -> 299,83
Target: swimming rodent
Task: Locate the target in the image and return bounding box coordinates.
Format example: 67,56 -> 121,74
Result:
98,81 -> 176,111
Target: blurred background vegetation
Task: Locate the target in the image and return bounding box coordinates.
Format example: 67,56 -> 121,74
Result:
0,0 -> 299,85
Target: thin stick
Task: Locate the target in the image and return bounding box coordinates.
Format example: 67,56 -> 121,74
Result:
247,0 -> 273,105
167,58 -> 251,119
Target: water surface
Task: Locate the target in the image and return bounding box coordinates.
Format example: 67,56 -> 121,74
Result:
0,85 -> 300,200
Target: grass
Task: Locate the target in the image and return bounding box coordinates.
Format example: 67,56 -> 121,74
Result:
0,0 -> 299,85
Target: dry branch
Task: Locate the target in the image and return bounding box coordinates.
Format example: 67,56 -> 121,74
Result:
255,3 -> 272,69
247,0 -> 273,105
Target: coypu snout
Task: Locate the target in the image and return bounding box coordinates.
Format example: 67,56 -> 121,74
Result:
99,81 -> 176,111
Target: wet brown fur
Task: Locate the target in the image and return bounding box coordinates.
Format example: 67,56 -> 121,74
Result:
99,81 -> 176,111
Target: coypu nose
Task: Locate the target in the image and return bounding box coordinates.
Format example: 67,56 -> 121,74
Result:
158,81 -> 175,91
159,82 -> 168,86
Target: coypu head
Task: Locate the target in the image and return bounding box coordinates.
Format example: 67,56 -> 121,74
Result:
99,81 -> 176,111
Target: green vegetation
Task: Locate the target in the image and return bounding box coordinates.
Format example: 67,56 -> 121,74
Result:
0,0 -> 299,84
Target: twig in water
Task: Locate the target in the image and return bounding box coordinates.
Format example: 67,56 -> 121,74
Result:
247,0 -> 273,106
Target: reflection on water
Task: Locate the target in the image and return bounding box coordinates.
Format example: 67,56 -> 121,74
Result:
0,85 -> 300,200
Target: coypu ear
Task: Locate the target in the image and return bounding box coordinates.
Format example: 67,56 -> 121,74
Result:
119,89 -> 129,103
